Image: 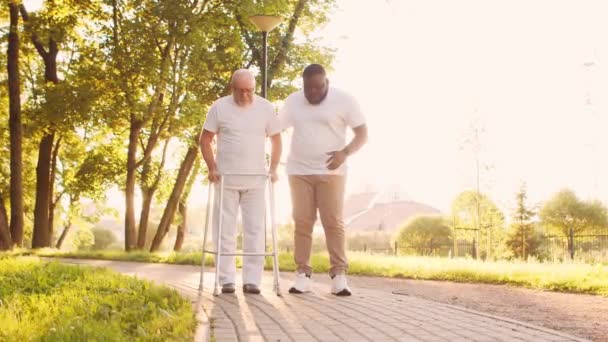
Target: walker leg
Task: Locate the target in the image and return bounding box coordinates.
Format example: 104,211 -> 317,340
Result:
214,177 -> 225,296
199,183 -> 214,293
269,179 -> 281,296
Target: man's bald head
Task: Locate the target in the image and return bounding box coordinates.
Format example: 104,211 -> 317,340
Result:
231,69 -> 256,106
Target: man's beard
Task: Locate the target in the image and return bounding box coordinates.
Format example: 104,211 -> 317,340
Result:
310,88 -> 329,104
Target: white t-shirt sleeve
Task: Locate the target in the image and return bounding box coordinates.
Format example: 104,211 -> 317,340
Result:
266,106 -> 282,136
345,96 -> 366,128
278,100 -> 293,130
202,102 -> 219,133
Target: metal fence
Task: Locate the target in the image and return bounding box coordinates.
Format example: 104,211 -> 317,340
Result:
280,231 -> 608,262
348,240 -> 477,258
346,235 -> 608,261
540,234 -> 608,262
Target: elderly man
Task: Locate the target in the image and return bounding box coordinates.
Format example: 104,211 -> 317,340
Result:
199,69 -> 282,294
279,64 -> 368,296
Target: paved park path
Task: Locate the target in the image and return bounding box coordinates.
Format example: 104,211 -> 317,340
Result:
54,259 -> 591,342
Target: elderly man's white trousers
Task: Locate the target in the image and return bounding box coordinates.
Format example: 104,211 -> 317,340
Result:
212,185 -> 266,287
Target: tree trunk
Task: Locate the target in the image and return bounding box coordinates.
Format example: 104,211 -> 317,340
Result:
136,138 -> 170,249
55,195 -> 77,249
32,133 -> 54,248
0,193 -> 11,250
173,201 -> 187,252
174,156 -> 200,252
8,2 -> 24,247
48,137 -> 62,243
55,220 -> 71,249
124,121 -> 141,251
137,189 -> 154,249
150,146 -> 198,252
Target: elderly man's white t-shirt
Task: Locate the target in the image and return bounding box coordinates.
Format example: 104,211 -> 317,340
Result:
279,88 -> 366,175
203,95 -> 281,189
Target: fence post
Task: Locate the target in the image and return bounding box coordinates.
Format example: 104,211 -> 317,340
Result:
569,227 -> 575,260
363,244 -> 367,253
394,241 -> 398,256
472,238 -> 477,259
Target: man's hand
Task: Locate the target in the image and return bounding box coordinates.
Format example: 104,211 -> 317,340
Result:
270,169 -> 279,183
208,168 -> 221,183
326,150 -> 348,170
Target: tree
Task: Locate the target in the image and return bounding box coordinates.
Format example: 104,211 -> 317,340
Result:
7,0 -> 23,247
19,1 -> 100,248
55,139 -> 125,249
137,138 -> 171,249
505,184 -> 539,259
540,189 -> 607,259
106,0 -> 213,251
396,215 -> 452,255
451,190 -> 505,259
151,0 -> 336,250
234,0 -> 336,100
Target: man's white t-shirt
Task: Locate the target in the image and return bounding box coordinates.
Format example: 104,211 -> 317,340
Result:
203,95 -> 281,189
279,88 -> 366,175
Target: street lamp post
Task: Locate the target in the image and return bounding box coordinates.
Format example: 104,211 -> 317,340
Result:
248,15 -> 283,99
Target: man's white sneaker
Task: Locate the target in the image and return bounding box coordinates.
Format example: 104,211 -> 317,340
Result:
331,274 -> 351,296
289,272 -> 312,294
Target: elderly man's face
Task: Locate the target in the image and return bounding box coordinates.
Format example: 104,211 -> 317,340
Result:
232,76 -> 255,106
303,74 -> 329,105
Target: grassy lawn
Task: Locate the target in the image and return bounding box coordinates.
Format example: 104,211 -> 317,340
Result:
4,248 -> 608,296
0,257 -> 196,341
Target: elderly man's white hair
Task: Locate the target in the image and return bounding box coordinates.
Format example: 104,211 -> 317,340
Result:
231,69 -> 256,85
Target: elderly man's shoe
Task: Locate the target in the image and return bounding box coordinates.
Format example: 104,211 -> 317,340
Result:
221,283 -> 236,294
243,284 -> 261,294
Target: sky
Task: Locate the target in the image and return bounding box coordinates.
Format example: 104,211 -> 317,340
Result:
22,0 -> 608,223
313,0 -> 608,215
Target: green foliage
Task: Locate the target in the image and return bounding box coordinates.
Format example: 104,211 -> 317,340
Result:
451,190 -> 506,259
0,258 -> 195,341
92,228 -> 118,250
70,140 -> 126,200
73,226 -> 95,251
347,231 -> 393,252
396,215 -> 452,255
506,223 -> 542,259
540,189 -> 608,236
506,184 -> 541,259
7,0 -> 337,251
451,190 -> 505,229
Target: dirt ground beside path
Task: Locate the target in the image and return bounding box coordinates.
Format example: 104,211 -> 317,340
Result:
321,274 -> 607,341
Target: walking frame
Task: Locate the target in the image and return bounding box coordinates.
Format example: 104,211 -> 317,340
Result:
198,173 -> 282,296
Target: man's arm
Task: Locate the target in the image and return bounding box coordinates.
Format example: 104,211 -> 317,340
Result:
199,129 -> 220,182
269,133 -> 282,182
326,124 -> 368,170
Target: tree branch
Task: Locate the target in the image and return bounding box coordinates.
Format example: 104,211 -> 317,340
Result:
268,0 -> 308,85
19,4 -> 49,60
235,12 -> 262,65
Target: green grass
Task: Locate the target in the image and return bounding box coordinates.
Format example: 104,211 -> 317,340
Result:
4,248 -> 608,296
0,258 -> 196,341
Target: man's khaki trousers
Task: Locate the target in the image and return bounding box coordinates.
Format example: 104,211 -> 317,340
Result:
288,175 -> 347,276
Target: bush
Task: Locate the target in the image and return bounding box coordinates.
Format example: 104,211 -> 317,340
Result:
0,258 -> 196,341
396,215 -> 452,255
91,228 -> 118,250
73,227 -> 95,251
347,232 -> 393,252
